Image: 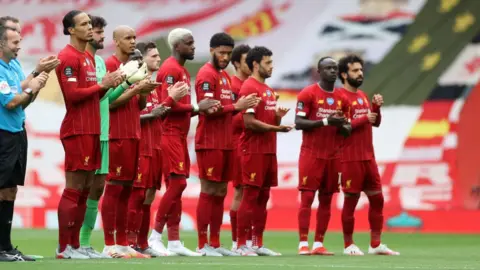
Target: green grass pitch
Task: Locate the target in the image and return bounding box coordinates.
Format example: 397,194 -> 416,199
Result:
3,230 -> 479,270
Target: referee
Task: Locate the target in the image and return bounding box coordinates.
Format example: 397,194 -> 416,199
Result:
0,24 -> 48,262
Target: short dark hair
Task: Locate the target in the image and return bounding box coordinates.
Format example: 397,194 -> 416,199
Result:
338,54 -> 364,83
209,32 -> 234,48
0,16 -> 19,27
0,25 -> 8,43
62,10 -> 84,35
231,44 -> 251,67
136,41 -> 157,55
90,15 -> 107,29
246,46 -> 272,71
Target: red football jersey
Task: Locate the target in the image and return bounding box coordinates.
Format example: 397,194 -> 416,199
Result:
340,88 -> 381,161
156,56 -> 192,137
296,84 -> 350,159
149,89 -> 162,150
231,75 -> 245,147
239,77 -> 277,154
56,44 -> 101,139
106,55 -> 141,140
195,62 -> 236,150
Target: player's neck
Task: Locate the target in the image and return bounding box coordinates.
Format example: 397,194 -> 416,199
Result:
235,70 -> 248,81
70,37 -> 88,53
252,73 -> 265,84
115,49 -> 130,63
344,83 -> 358,93
173,53 -> 186,66
318,81 -> 334,92
0,54 -> 10,64
86,43 -> 96,56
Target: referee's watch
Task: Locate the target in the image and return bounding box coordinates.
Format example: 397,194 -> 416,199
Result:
23,88 -> 33,96
31,70 -> 40,77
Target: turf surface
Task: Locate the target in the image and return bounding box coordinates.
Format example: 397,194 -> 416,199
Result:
3,230 -> 479,270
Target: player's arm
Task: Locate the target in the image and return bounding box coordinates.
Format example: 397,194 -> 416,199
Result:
57,57 -> 109,103
138,93 -> 147,110
371,94 -> 383,127
109,85 -> 138,109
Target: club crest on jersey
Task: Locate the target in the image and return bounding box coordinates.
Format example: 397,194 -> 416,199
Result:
358,97 -> 364,105
222,77 -> 227,85
266,89 -> 272,97
85,58 -> 91,66
297,101 -> 304,110
327,97 -> 334,105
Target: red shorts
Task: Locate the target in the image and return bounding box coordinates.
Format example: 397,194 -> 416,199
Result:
108,139 -> 140,181
133,155 -> 152,188
298,154 -> 341,194
232,147 -> 242,188
150,148 -> 162,190
62,134 -> 101,172
161,136 -> 190,178
196,149 -> 235,182
341,160 -> 382,193
241,153 -> 278,188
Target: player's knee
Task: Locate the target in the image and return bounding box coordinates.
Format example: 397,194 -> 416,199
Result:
216,183 -> 228,197
233,187 -> 243,201
0,187 -> 17,201
144,189 -> 156,205
344,192 -> 360,198
367,192 -> 384,208
300,191 -> 315,207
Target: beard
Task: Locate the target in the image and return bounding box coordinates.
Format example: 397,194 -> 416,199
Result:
347,76 -> 363,88
90,40 -> 104,50
259,67 -> 271,79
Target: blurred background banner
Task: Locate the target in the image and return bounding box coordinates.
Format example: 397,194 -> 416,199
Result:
5,0 -> 480,233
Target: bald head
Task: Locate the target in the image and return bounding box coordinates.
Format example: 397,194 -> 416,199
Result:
113,25 -> 136,55
317,57 -> 338,83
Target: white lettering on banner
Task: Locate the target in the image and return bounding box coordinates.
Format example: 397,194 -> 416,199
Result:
27,136 -> 65,186
390,163 -> 452,210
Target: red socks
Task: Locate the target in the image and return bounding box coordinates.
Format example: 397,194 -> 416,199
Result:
70,189 -> 89,249
342,195 -> 360,247
101,184 -> 122,246
252,189 -> 269,247
138,204 -> 151,250
368,193 -> 384,248
314,193 -> 332,243
196,192 -> 213,249
154,177 -> 187,235
127,187 -> 146,247
298,191 -> 315,242
57,188 -> 81,252
230,210 -> 237,242
167,199 -> 182,241
237,187 -> 259,247
210,195 -> 226,248
115,185 -> 132,246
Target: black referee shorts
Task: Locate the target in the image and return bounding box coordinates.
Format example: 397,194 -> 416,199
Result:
0,129 -> 27,189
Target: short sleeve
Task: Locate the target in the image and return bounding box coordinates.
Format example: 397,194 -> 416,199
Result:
0,77 -> 14,107
195,69 -> 216,100
295,89 -> 312,118
239,82 -> 258,114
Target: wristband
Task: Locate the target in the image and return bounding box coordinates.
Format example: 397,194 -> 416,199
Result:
192,104 -> 199,112
125,79 -> 133,86
23,88 -> 33,96
322,118 -> 329,126
31,70 -> 40,77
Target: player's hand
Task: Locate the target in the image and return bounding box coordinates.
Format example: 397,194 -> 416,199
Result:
36,55 -> 60,73
168,81 -> 189,101
276,106 -> 290,118
136,78 -> 161,94
372,94 -> 383,107
234,93 -> 258,111
367,112 -> 378,123
120,60 -> 139,78
198,98 -> 220,112
127,62 -> 148,84
206,106 -> 220,114
327,113 -> 346,127
100,70 -> 124,89
28,72 -> 49,93
275,124 -> 295,132
151,104 -> 170,117
274,92 -> 280,101
338,123 -> 352,137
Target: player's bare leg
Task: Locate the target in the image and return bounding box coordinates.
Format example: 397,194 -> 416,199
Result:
365,190 -> 399,255
298,190 -> 315,255
56,171 -> 92,259
311,192 -> 334,255
342,192 -> 364,255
